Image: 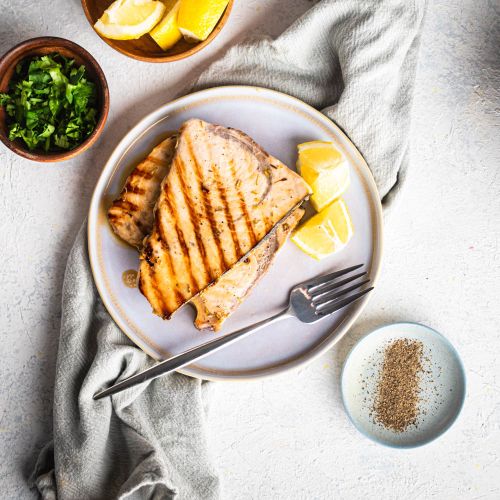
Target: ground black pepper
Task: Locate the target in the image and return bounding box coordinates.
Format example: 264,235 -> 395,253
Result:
372,338 -> 424,432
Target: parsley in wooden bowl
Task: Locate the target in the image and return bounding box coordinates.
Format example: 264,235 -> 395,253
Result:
0,37 -> 109,162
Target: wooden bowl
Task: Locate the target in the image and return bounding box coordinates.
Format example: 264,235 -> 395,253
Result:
81,0 -> 233,63
0,37 -> 109,162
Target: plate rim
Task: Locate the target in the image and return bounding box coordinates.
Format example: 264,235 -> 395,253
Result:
340,321 -> 467,448
88,85 -> 384,381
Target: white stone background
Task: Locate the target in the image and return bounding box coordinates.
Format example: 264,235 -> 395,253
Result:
0,0 -> 499,498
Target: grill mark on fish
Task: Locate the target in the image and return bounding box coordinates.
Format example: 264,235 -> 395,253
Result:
113,199 -> 138,213
185,137 -> 227,274
140,241 -> 170,317
204,138 -> 238,268
109,205 -> 144,232
131,169 -> 154,180
212,162 -> 242,257
163,183 -> 200,295
125,185 -> 146,196
173,156 -> 213,283
228,159 -> 256,247
155,210 -> 187,311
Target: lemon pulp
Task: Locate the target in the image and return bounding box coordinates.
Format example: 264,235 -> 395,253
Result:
94,0 -> 166,41
291,198 -> 354,260
150,0 -> 182,50
297,140 -> 349,212
177,0 -> 229,41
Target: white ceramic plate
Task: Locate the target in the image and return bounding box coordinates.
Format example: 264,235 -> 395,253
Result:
88,86 -> 383,380
341,323 -> 466,448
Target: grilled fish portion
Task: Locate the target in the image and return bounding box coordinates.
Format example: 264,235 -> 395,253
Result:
192,208 -> 304,331
139,118 -> 311,319
108,135 -> 177,249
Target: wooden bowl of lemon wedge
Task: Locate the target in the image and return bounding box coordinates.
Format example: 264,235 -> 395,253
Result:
82,0 -> 233,63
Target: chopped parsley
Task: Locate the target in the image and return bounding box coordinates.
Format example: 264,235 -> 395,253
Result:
0,53 -> 98,152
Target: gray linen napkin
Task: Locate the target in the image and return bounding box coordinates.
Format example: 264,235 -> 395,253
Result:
31,1 -> 426,498
31,226 -> 220,500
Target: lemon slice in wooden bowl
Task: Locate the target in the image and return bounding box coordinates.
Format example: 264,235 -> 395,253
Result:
94,0 -> 166,41
150,0 -> 182,50
177,0 -> 230,41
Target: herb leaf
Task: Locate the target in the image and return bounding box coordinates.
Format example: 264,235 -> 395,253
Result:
1,53 -> 98,152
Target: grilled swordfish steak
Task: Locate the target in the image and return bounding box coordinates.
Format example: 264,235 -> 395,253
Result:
138,118 -> 311,321
107,135 -> 177,249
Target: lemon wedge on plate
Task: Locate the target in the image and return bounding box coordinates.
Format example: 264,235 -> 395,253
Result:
94,0 -> 166,41
150,0 -> 182,50
291,198 -> 353,260
297,140 -> 349,212
177,0 -> 229,41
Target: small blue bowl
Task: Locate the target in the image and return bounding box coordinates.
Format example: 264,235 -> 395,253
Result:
341,322 -> 466,448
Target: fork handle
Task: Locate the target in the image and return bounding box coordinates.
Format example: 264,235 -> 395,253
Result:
93,307 -> 292,400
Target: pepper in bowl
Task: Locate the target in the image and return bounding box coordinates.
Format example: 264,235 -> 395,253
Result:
0,37 -> 109,162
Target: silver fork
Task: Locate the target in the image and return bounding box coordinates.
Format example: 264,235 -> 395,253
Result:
94,264 -> 373,400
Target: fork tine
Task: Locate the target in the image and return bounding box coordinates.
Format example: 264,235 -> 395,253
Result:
313,278 -> 371,305
310,272 -> 367,298
307,264 -> 364,291
315,287 -> 374,316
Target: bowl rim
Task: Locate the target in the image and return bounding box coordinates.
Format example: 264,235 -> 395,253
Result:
0,36 -> 109,162
340,321 -> 467,449
80,0 -> 234,63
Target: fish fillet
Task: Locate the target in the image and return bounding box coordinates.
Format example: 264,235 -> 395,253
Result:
107,135 -> 177,248
191,207 -> 304,331
138,118 -> 311,319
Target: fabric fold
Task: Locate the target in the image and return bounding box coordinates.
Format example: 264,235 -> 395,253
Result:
30,226 -> 220,500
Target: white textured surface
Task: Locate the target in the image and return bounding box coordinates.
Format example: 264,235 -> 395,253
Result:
0,0 -> 499,498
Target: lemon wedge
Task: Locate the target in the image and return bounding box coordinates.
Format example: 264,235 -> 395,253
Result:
150,0 -> 182,50
291,198 -> 353,260
297,141 -> 349,212
177,0 -> 229,41
94,0 -> 166,41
